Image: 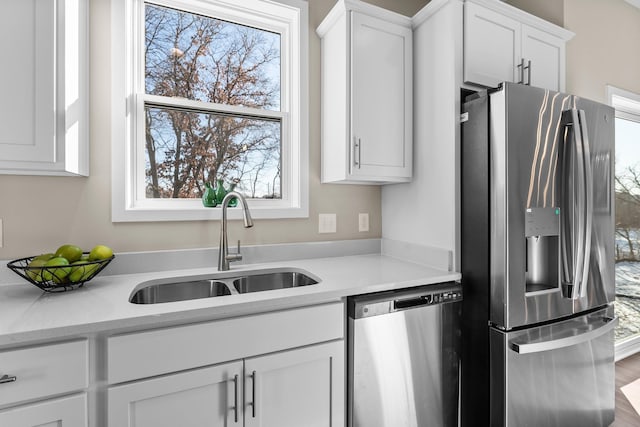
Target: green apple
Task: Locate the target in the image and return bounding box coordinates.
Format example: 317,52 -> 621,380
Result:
68,260 -> 90,283
80,263 -> 100,281
55,244 -> 83,263
26,258 -> 48,282
41,257 -> 70,283
32,253 -> 55,262
88,245 -> 113,261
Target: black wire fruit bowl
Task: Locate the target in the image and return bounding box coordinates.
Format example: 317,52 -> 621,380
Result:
7,254 -> 115,292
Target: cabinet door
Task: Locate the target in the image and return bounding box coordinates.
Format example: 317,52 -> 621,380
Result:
464,1 -> 522,87
350,11 -> 412,180
521,25 -> 564,92
0,0 -> 88,176
0,394 -> 87,427
108,361 -> 243,427
244,340 -> 344,427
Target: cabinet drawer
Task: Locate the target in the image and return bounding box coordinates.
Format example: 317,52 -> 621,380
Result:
0,393 -> 87,427
0,340 -> 88,407
108,302 -> 344,384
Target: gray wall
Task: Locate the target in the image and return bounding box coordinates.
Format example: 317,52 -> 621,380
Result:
564,0 -> 640,103
505,0 -> 563,26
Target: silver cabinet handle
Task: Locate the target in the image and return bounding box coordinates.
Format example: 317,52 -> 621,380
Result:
517,59 -> 532,85
353,137 -> 361,169
233,374 -> 239,423
0,374 -> 17,384
250,370 -> 257,418
517,58 -> 525,84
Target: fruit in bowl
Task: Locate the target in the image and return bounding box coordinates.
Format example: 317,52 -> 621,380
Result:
41,257 -> 71,283
55,244 -> 83,263
9,244 -> 115,291
89,244 -> 113,261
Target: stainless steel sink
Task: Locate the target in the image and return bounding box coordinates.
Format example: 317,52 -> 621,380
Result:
129,268 -> 320,304
130,279 -> 231,304
233,271 -> 318,294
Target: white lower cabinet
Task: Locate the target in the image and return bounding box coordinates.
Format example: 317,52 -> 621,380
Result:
108,341 -> 344,427
0,393 -> 87,427
108,361 -> 243,426
0,340 -> 88,426
244,341 -> 344,427
107,303 -> 346,426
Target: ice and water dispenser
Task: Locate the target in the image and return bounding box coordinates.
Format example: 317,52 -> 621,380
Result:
525,207 -> 561,293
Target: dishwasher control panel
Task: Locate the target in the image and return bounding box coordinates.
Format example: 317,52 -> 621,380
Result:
348,282 -> 462,319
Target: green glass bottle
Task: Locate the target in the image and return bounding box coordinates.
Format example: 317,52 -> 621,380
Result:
202,182 -> 216,207
215,179 -> 227,205
228,183 -> 238,207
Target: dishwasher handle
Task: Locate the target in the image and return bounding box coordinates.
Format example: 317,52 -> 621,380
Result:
394,295 -> 431,310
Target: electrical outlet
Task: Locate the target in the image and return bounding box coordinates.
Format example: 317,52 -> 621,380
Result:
358,213 -> 369,232
318,213 -> 337,233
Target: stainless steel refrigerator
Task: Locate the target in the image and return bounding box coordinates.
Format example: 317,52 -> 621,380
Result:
460,82 -> 617,427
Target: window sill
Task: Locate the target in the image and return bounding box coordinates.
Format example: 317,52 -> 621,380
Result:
112,202 -> 308,222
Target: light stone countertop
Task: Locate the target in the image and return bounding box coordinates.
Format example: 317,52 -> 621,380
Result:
0,253 -> 460,347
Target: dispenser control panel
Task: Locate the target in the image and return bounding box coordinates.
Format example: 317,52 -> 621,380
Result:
525,207 -> 560,237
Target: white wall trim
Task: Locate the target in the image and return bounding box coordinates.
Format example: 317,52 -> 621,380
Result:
608,84 -> 640,360
607,85 -> 640,121
111,0 -> 309,222
616,334 -> 640,361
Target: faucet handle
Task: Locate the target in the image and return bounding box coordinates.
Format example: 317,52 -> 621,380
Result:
226,240 -> 243,263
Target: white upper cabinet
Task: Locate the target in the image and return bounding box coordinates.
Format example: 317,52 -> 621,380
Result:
463,0 -> 573,92
318,0 -> 412,184
0,0 -> 89,176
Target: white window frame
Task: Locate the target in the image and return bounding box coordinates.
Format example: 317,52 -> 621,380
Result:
608,85 -> 640,360
111,0 -> 309,221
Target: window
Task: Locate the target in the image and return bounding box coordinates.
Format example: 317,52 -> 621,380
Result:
609,86 -> 640,357
111,0 -> 308,221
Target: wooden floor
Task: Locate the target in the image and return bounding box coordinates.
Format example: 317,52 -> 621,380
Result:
612,352 -> 640,426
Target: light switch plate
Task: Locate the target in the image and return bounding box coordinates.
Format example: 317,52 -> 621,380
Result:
319,213 -> 337,233
358,213 -> 369,232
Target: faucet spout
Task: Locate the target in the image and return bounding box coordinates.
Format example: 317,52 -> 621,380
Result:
218,191 -> 253,271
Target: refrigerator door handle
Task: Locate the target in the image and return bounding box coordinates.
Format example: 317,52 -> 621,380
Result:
510,316 -> 617,355
560,108 -> 593,300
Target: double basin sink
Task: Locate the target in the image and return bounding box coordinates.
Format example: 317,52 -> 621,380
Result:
130,268 -> 319,304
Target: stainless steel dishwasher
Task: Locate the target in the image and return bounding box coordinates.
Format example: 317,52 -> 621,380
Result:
347,282 -> 462,427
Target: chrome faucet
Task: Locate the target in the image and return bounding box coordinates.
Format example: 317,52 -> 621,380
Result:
218,191 -> 254,271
